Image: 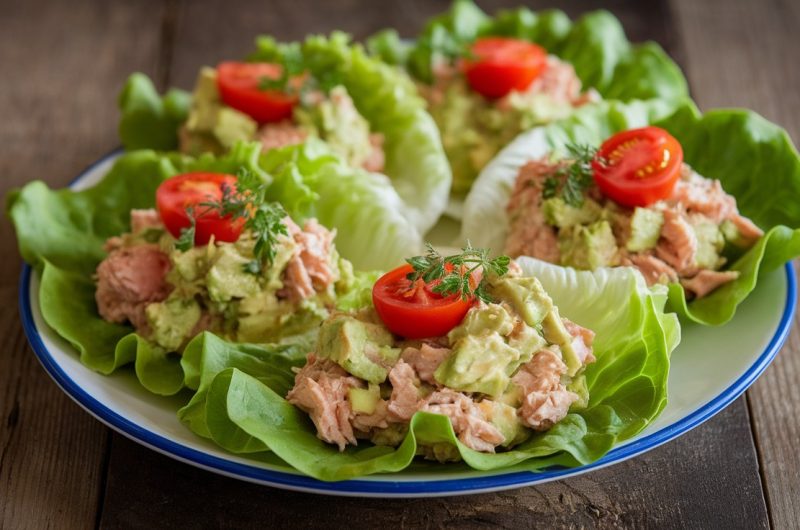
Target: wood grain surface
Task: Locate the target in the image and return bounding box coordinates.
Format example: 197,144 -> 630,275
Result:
0,0 -> 796,528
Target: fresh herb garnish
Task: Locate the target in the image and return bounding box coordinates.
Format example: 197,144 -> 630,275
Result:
178,168 -> 289,274
542,144 -> 602,207
256,44 -> 343,99
405,243 -> 510,303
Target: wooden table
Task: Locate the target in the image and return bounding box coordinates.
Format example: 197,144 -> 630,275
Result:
1,0 -> 797,527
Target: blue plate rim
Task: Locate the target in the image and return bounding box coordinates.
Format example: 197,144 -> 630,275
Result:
15,150 -> 798,497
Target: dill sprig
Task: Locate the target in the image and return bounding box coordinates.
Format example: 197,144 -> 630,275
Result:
542,144 -> 602,207
405,243 -> 510,303
177,168 -> 289,274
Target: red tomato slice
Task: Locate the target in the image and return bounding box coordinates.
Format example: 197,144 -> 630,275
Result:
372,264 -> 476,339
461,37 -> 548,99
156,172 -> 245,246
592,126 -> 684,208
216,61 -> 298,124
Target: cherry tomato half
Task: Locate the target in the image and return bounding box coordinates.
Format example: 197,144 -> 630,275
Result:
593,126 -> 684,208
461,37 -> 548,99
216,61 -> 298,124
156,172 -> 245,246
372,264 -> 477,339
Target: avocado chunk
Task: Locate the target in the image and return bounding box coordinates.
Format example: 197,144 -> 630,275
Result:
348,384 -> 381,415
316,314 -> 399,384
206,244 -> 261,302
626,207 -> 664,252
434,333 -> 522,398
541,308 -> 582,377
145,296 -> 202,352
567,374 -> 589,410
478,401 -> 530,448
507,321 -> 547,366
721,219 -> 757,250
497,382 -> 524,408
489,276 -> 553,328
542,197 -> 603,229
691,217 -> 725,269
558,220 -> 619,270
447,303 -> 514,343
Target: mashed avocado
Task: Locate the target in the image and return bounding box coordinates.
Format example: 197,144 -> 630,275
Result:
429,78 -> 575,195
180,69 -> 376,168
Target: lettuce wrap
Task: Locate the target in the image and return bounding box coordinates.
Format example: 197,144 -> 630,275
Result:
119,33 -> 451,236
367,0 -> 688,200
462,100 -> 800,326
173,258 -> 677,480
7,141 -> 404,394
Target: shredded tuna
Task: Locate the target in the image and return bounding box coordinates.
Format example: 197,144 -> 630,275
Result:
513,349 -> 578,431
421,389 -> 505,452
668,169 -> 736,223
730,214 -> 764,240
400,344 -> 451,385
280,217 -> 337,303
130,209 -> 163,234
386,360 -> 421,422
621,253 -> 679,285
655,209 -> 698,274
562,318 -> 596,365
681,269 -> 740,299
286,355 -> 361,451
524,56 -> 585,104
505,158 -> 564,262
257,120 -> 308,152
95,244 -> 172,330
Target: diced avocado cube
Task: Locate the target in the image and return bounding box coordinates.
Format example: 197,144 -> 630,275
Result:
541,308 -> 582,377
434,334 -> 522,398
567,374 -> 589,410
447,303 -> 515,343
558,220 -> 619,270
542,197 -> 603,228
626,207 -> 664,252
348,384 -> 381,415
506,322 -> 546,370
721,219 -> 756,249
498,382 -> 524,408
214,107 -> 258,149
316,315 -> 397,384
206,245 -> 261,302
478,401 -> 531,448
691,218 -> 725,269
489,276 -> 553,328
145,296 -> 201,352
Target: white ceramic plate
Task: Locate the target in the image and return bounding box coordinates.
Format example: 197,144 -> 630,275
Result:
18,152 -> 797,497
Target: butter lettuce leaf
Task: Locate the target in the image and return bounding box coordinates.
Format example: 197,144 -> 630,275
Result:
181,260 -> 676,480
118,73 -> 191,151
463,100 -> 800,325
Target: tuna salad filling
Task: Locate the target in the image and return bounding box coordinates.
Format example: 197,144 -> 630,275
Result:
95,170 -> 358,352
505,142 -> 763,299
179,66 -> 385,173
286,263 -> 595,457
421,52 -> 597,196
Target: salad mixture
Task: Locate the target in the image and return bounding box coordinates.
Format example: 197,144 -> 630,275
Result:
179,63 -> 385,173
95,170 -> 353,352
505,126 -> 763,299
288,250 -> 594,455
7,1 -> 800,482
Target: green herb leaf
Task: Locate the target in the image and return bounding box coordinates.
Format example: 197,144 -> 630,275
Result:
542,143 -> 600,207
175,206 -> 197,251
406,243 -> 509,303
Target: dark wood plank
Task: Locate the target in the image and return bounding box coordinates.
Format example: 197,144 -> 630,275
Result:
0,0 -> 168,527
99,402 -> 766,529
671,1 -> 800,527
94,1 -> 769,528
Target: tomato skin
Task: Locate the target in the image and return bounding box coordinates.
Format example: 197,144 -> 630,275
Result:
372,264 -> 475,340
216,61 -> 297,124
461,37 -> 548,99
593,126 -> 684,208
156,172 -> 245,246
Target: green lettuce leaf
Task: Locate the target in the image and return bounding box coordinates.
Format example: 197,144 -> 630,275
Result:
462,100 -> 800,325
251,32 -> 451,235
118,73 -> 191,151
182,260 -> 675,481
394,0 -> 687,102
